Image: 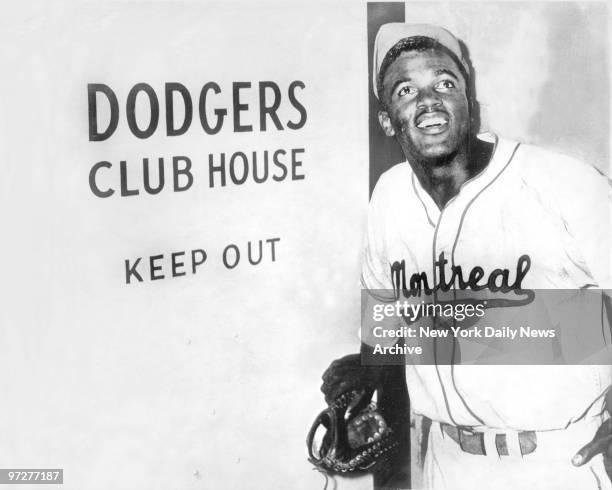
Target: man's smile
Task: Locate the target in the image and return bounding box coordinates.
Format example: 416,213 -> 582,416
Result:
415,111 -> 449,134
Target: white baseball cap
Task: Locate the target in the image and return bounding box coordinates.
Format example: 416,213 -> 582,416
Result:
373,23 -> 469,100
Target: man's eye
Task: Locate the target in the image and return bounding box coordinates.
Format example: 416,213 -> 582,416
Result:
435,80 -> 455,91
397,85 -> 417,97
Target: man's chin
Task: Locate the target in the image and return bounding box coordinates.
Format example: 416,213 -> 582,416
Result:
414,143 -> 457,164
399,128 -> 465,164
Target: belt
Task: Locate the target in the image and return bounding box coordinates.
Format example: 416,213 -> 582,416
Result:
441,423 -> 537,456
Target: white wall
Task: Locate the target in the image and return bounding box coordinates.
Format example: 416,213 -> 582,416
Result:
0,2 -> 370,489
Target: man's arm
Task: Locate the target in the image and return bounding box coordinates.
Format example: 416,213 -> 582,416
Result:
572,291 -> 612,480
572,386 -> 612,480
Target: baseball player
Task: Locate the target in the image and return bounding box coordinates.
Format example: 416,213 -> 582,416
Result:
322,24 -> 611,489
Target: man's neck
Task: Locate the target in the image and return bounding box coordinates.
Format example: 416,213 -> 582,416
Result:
409,137 -> 493,210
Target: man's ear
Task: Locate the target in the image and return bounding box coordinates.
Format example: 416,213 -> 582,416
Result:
378,110 -> 395,137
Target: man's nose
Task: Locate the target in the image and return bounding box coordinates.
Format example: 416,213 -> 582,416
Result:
416,89 -> 442,110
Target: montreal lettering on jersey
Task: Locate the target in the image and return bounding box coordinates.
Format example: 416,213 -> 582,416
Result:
390,253 -> 532,301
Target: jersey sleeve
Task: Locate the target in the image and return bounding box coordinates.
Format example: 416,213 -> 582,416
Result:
555,159 -> 612,289
360,176 -> 395,293
360,175 -> 406,348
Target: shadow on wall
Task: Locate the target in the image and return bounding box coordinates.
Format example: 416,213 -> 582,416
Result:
528,2 -> 609,171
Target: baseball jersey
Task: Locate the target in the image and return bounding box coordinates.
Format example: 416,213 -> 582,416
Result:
361,133 -> 612,430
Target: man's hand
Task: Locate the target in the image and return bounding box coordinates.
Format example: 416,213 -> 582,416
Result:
320,352 -> 384,405
572,388 -> 612,480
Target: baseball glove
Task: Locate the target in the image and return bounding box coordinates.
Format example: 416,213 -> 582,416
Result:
306,388 -> 401,473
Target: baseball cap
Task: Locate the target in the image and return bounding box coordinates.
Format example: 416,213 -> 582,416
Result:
373,23 -> 469,100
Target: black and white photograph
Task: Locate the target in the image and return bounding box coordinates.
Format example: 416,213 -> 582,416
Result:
0,1 -> 610,489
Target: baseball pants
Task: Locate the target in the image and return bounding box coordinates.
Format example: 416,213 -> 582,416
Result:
422,418 -> 611,490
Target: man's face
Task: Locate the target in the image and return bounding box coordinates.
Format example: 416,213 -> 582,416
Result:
378,49 -> 470,162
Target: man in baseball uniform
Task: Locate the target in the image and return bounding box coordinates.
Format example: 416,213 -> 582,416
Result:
322,24 -> 611,489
